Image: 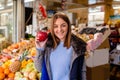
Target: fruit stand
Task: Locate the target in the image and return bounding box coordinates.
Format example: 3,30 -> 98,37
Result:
0,38 -> 41,80
0,2 -> 49,79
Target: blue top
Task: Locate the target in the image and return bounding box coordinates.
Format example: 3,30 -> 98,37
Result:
50,42 -> 73,80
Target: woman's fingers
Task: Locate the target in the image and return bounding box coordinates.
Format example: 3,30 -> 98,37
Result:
35,37 -> 48,48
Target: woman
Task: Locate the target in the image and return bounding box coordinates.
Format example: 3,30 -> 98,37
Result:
34,12 -> 87,80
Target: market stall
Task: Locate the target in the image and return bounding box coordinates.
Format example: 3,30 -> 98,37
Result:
0,38 -> 41,80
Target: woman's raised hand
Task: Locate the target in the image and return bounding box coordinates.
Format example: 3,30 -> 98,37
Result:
35,37 -> 48,49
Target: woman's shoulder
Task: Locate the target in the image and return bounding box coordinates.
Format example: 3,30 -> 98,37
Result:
71,34 -> 87,55
71,34 -> 87,45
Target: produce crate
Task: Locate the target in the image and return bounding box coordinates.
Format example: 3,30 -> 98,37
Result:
86,64 -> 110,80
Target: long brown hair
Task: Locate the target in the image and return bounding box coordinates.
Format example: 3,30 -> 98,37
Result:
50,12 -> 71,49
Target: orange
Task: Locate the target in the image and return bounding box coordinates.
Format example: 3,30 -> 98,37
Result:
4,68 -> 10,75
0,66 -> 4,73
8,72 -> 15,78
2,64 -> 8,69
12,44 -> 19,49
3,48 -> 8,53
89,34 -> 94,39
7,46 -> 14,51
0,72 -> 5,80
31,51 -> 36,56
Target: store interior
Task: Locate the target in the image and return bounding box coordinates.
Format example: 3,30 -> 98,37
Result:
0,0 -> 120,80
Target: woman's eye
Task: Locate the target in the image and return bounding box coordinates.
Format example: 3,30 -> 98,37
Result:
62,24 -> 67,27
53,25 -> 58,28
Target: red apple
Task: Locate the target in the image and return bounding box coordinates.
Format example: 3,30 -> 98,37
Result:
36,31 -> 48,41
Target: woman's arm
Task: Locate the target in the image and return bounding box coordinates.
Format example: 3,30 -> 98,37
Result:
34,49 -> 44,72
34,34 -> 48,72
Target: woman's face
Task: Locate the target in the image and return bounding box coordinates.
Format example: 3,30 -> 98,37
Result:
53,18 -> 68,42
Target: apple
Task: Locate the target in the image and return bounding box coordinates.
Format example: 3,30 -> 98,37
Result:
36,31 -> 48,41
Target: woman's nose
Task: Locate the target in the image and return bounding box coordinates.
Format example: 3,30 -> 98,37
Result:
58,26 -> 62,31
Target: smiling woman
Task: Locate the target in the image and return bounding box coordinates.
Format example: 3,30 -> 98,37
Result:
34,12 -> 87,80
53,18 -> 68,42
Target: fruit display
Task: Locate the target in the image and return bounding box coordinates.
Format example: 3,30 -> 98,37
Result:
0,66 -> 14,80
9,50 -> 29,73
0,38 -> 41,80
76,28 -> 109,51
14,60 -> 41,80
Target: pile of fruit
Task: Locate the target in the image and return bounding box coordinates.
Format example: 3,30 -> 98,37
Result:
14,59 -> 40,80
0,61 -> 14,80
0,38 -> 41,80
